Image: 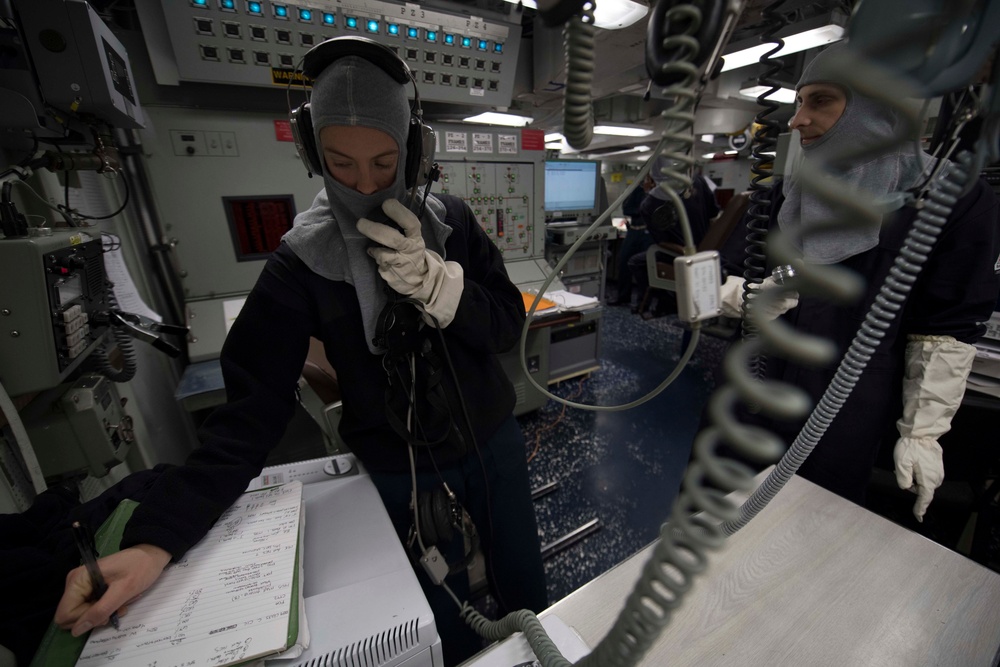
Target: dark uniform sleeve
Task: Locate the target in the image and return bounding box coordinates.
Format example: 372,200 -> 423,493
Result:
903,179 -> 1000,343
121,245 -> 314,559
437,196 -> 526,355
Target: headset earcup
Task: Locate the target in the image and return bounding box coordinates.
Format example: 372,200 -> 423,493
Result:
294,102 -> 324,176
418,491 -> 440,545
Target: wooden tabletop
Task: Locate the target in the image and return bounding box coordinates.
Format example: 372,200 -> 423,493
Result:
540,473 -> 1000,667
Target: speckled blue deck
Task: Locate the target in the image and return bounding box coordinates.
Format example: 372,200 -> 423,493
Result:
516,305 -> 728,605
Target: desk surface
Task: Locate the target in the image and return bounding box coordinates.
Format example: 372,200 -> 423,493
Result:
538,474 -> 1000,666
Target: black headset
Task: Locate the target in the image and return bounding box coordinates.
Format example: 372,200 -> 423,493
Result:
414,487 -> 480,577
289,36 -> 436,190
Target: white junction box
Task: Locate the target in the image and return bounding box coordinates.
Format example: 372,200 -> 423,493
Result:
674,251 -> 722,323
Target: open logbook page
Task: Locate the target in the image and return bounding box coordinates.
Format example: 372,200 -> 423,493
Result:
77,481 -> 303,667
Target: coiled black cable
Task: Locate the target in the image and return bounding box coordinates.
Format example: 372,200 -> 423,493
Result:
740,0 -> 788,380
562,2 -> 596,150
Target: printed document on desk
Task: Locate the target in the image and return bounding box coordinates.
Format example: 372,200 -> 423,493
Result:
544,290 -> 600,312
76,482 -> 305,667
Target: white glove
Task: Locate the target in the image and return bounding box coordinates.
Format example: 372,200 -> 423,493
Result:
894,335 -> 975,522
357,199 -> 465,327
718,275 -> 799,321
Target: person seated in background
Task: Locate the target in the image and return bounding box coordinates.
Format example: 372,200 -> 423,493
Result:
628,159 -> 720,319
51,41 -> 547,667
609,174 -> 655,307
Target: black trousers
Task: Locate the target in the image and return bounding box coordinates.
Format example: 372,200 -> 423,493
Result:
369,415 -> 548,666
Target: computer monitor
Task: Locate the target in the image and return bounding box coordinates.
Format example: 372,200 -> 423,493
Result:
544,159 -> 601,220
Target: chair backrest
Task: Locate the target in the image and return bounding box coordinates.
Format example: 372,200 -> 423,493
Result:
697,190 -> 750,253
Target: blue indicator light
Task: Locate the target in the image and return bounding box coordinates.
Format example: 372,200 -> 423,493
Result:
494,42 -> 503,53
299,9 -> 311,20
478,39 -> 488,50
221,0 -> 234,7
444,33 -> 454,45
407,27 -> 418,38
346,16 -> 358,28
426,30 -> 437,42
461,36 -> 471,47
322,12 -> 334,25
193,0 -> 207,6
274,5 -> 287,17
248,1 -> 261,13
366,19 -> 378,33
388,23 -> 399,35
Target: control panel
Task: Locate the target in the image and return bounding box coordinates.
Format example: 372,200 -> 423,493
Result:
138,0 -> 521,107
26,374 -> 134,481
0,232 -> 109,396
438,162 -> 536,260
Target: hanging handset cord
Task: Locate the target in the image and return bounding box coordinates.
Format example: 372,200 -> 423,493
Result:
740,0 -> 789,380
562,3 -> 596,150
386,301 -> 513,613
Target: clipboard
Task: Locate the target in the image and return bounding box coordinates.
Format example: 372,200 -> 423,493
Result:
30,483 -> 304,667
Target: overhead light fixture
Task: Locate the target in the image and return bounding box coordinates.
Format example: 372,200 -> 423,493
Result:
463,111 -> 533,127
500,0 -> 647,29
738,84 -> 797,104
593,124 -> 654,137
700,134 -> 715,142
589,145 -> 651,157
702,152 -> 717,159
721,13 -> 847,72
724,150 -> 738,155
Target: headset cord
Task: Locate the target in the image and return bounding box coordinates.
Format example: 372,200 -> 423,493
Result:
741,0 -> 788,380
562,2 -> 596,150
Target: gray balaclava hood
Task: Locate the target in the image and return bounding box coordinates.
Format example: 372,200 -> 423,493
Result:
778,42 -> 933,264
282,54 -> 451,354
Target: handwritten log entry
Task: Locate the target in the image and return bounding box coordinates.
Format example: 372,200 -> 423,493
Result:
77,481 -> 303,667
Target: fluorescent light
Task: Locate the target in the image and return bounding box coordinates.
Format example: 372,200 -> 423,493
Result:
463,111 -> 533,127
545,132 -> 565,142
594,145 -> 651,157
593,125 -> 654,137
500,0 -> 647,30
700,134 -> 715,142
593,0 -> 648,29
721,23 -> 846,72
702,153 -> 717,159
725,150 -> 738,155
738,84 -> 797,104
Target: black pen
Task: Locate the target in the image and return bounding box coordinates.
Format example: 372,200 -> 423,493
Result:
71,520 -> 120,631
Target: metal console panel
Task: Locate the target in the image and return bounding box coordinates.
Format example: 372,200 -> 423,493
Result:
136,0 -> 520,108
0,231 -> 110,396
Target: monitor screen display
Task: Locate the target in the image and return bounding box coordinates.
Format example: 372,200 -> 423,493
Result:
223,195 -> 296,261
544,160 -> 600,214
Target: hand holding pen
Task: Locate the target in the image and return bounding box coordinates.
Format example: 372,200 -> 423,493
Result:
70,521 -> 120,632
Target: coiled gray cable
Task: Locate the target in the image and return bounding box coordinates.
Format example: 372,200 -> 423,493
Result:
562,2 -> 596,150
96,285 -> 138,383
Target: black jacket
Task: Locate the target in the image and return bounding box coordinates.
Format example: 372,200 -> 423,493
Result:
122,195 -> 524,558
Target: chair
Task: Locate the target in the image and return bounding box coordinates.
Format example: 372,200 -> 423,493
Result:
637,190 -> 750,320
299,337 -> 349,455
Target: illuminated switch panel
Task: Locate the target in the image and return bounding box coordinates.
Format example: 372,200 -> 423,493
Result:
437,162 -> 535,260
141,0 -> 521,107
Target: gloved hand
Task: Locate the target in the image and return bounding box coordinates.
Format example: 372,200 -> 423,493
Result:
718,275 -> 799,320
357,199 -> 465,327
894,335 -> 975,522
